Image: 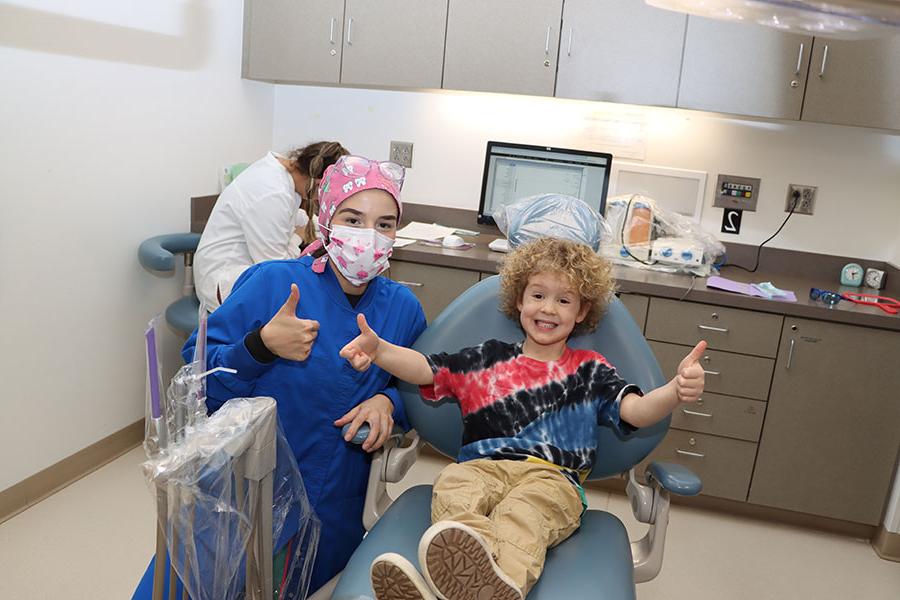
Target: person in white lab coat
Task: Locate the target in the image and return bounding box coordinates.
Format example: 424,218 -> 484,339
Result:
194,141 -> 349,310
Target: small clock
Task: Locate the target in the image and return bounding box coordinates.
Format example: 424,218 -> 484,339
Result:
840,263 -> 864,287
865,268 -> 887,290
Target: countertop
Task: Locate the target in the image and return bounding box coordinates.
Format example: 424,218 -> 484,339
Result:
392,234 -> 900,333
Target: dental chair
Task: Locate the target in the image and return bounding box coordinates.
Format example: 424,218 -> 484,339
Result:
331,275 -> 702,600
138,233 -> 202,335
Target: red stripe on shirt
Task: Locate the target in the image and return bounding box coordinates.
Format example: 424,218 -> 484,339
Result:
420,347 -> 612,415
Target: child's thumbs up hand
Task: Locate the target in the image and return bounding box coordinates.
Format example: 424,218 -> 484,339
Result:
339,313 -> 382,372
674,341 -> 707,403
260,284 -> 320,361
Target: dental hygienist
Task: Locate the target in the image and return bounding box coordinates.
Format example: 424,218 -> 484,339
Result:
194,141 -> 349,310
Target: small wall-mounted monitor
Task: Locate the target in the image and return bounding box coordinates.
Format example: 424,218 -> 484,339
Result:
477,141 -> 613,226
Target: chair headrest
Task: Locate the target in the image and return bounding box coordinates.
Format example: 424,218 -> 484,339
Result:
400,275 -> 668,480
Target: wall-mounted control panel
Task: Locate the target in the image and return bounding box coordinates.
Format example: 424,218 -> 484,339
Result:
714,174 -> 761,211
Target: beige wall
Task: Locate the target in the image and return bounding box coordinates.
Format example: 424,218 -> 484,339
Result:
0,2 -> 274,491
273,85 -> 900,263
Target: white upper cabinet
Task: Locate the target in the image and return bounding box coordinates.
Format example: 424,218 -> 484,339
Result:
801,36 -> 900,131
678,16 -> 813,120
556,0 -> 687,107
243,0 -> 345,83
442,0 -> 564,96
340,0 -> 448,89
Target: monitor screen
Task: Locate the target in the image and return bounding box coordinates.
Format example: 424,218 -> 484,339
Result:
477,141 -> 613,225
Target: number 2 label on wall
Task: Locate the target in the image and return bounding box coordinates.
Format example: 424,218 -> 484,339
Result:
721,209 -> 743,234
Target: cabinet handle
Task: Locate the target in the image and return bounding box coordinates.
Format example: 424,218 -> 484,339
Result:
819,44 -> 829,77
567,28 -> 573,56
329,17 -> 335,44
698,324 -> 728,333
682,408 -> 713,418
703,370 -> 720,376
545,25 -> 552,55
786,338 -> 795,369
347,16 -> 354,45
396,280 -> 424,288
795,42 -> 804,74
676,449 -> 705,459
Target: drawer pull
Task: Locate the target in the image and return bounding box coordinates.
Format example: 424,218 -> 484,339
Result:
698,324 -> 729,333
703,370 -> 721,376
682,409 -> 713,418
676,449 -> 705,459
786,338 -> 795,370
396,281 -> 424,288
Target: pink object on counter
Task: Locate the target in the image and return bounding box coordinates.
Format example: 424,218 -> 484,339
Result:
706,276 -> 797,302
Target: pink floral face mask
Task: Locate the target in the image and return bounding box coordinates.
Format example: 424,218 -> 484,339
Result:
322,224 -> 394,287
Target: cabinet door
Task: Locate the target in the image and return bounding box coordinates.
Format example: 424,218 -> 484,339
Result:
443,0 -> 563,96
243,0 -> 345,83
617,293 -> 649,333
748,319 -> 900,524
556,0 -> 686,107
678,16 -> 812,119
341,0 -> 448,88
389,261 -> 480,323
801,37 -> 900,131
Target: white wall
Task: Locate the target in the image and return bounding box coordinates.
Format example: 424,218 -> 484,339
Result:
273,85 -> 900,262
0,1 -> 273,491
893,220 -> 900,268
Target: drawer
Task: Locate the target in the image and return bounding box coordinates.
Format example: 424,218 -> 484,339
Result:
646,297 -> 783,357
616,293 -> 649,332
638,430 -> 758,501
670,392 -> 767,442
649,341 -> 774,401
388,261 -> 480,323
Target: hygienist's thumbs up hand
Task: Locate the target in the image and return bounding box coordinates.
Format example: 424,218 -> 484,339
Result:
339,314 -> 381,372
675,341 -> 707,403
260,284 -> 320,361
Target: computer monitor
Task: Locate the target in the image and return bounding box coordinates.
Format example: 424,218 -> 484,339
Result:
477,141 -> 613,225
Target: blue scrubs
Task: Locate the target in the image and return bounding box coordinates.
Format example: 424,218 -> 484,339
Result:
132,256 -> 426,597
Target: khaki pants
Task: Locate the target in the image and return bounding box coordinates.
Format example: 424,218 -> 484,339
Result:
430,459 -> 583,595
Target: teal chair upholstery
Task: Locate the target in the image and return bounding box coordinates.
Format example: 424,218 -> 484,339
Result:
331,275 -> 700,600
138,233 -> 201,335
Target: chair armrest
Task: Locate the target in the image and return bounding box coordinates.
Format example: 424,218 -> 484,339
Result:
345,424 -> 422,531
645,462 -> 702,497
341,423 -> 405,446
627,463 -> 703,584
138,233 -> 202,272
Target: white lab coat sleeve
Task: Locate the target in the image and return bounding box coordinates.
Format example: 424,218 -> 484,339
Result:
240,191 -> 299,263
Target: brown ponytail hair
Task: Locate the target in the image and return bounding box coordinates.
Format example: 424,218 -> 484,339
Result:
288,141 -> 349,245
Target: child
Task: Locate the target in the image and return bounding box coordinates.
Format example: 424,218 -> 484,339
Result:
340,237 -> 706,600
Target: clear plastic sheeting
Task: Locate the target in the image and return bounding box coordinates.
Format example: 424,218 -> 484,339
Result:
142,311 -> 319,600
600,194 -> 725,277
646,0 -> 900,40
494,194 -> 613,252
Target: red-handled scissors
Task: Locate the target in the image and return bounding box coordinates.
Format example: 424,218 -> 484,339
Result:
841,292 -> 900,315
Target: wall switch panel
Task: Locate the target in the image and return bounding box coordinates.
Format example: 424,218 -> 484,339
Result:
713,174 -> 761,211
389,141 -> 414,168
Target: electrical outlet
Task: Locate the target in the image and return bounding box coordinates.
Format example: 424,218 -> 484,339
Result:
389,141 -> 413,168
785,184 -> 816,215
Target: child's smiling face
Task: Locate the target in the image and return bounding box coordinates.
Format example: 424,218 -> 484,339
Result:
517,271 -> 591,353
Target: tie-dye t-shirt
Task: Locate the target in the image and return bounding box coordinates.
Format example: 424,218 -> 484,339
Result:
420,340 -> 641,484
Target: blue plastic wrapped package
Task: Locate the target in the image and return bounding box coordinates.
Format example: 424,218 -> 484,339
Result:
493,194 -> 612,251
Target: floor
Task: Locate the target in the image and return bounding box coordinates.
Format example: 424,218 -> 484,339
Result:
0,447 -> 898,600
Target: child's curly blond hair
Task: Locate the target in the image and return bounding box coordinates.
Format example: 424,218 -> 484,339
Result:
499,237 -> 616,336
